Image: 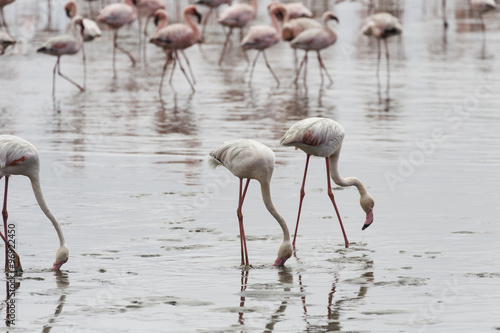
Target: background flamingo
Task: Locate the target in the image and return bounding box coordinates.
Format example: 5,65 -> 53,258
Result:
361,12 -> 402,79
291,12 -> 339,85
0,0 -> 15,36
65,1 -> 101,87
136,0 -> 165,61
209,139 -> 292,267
195,0 -> 232,41
241,3 -> 286,87
0,135 -> 69,271
149,6 -> 201,94
280,117 -> 375,248
277,4 -> 322,68
65,1 -> 102,42
0,30 -> 15,55
217,0 -> 257,65
37,16 -> 85,96
97,0 -> 138,73
272,1 -> 313,19
470,0 -> 496,41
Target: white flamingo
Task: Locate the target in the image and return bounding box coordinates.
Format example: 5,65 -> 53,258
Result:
0,135 -> 69,271
280,117 -> 375,248
291,12 -> 339,85
209,139 -> 293,267
361,12 -> 402,78
241,3 -> 286,87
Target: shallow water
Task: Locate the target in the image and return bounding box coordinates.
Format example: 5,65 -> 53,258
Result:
1,0 -> 500,332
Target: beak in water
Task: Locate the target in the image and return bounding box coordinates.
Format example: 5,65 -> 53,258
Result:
51,260 -> 65,271
272,257 -> 288,267
362,210 -> 374,230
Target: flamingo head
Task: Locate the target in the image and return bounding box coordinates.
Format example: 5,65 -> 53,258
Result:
52,244 -> 69,271
64,1 -> 77,18
360,193 -> 375,230
267,3 -> 287,22
153,9 -> 168,27
185,5 -> 202,24
273,240 -> 293,267
323,12 -> 339,24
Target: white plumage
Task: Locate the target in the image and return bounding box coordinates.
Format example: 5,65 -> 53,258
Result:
0,135 -> 69,271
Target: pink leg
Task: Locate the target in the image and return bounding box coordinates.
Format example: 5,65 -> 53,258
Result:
219,27 -> 233,66
248,50 -> 261,86
325,157 -> 349,248
159,53 -> 172,95
1,177 -> 21,272
292,154 -> 310,247
237,178 -> 251,266
294,51 -> 308,84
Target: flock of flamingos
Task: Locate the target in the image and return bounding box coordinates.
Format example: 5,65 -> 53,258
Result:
0,0 -> 497,272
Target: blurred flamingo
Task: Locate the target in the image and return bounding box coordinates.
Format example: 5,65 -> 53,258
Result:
241,3 -> 286,87
291,12 -> 339,85
218,0 -> 257,65
65,1 -> 102,41
37,16 -> 85,96
0,135 -> 69,271
0,0 -> 15,36
209,139 -> 293,267
149,6 -> 201,94
277,4 -> 321,68
470,0 -> 496,40
65,0 -> 102,86
97,0 -> 138,73
195,0 -> 232,41
361,12 -> 402,78
272,1 -> 312,19
136,0 -> 165,61
280,117 -> 375,248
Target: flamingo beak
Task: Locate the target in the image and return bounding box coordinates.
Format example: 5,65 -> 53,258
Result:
362,210 -> 374,230
272,256 -> 289,267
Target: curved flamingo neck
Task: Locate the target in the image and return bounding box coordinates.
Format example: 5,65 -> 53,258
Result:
155,13 -> 169,32
250,0 -> 258,14
29,175 -> 66,246
328,151 -> 368,197
259,179 -> 290,242
270,9 -> 282,34
184,10 -> 200,42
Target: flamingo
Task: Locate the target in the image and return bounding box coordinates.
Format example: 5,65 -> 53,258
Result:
272,1 -> 313,19
64,1 -> 102,42
280,117 -> 375,248
195,0 -> 232,41
65,1 -> 102,87
470,0 -> 496,39
97,0 -> 138,73
277,4 -> 322,69
217,0 -> 258,65
0,0 -> 15,36
209,139 -> 293,267
241,3 -> 286,87
37,15 -> 85,96
291,12 -> 339,85
136,0 -> 165,61
0,135 -> 69,271
361,12 -> 402,78
149,6 -> 201,94
0,30 -> 15,55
